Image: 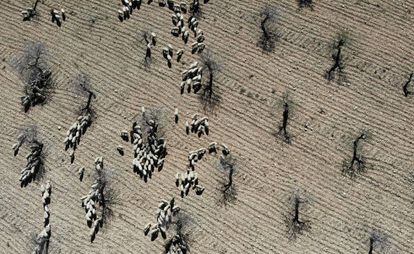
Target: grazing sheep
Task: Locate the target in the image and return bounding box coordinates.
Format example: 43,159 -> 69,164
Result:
79,167 -> 85,182
174,108 -> 179,123
177,49 -> 184,62
145,198 -> 179,241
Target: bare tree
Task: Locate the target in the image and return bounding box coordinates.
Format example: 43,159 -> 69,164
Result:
285,191 -> 310,240
199,50 -> 222,112
342,132 -> 367,178
137,107 -> 168,139
403,72 -> 413,97
276,96 -> 292,144
73,72 -> 96,117
164,212 -> 192,254
258,5 -> 280,52
298,0 -> 314,9
13,42 -> 53,112
217,153 -> 237,205
326,33 -> 348,84
368,230 -> 390,254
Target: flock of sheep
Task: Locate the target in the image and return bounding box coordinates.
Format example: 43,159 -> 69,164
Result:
14,0 -> 230,252
81,157 -> 108,242
129,107 -> 168,182
64,114 -> 92,164
33,182 -> 52,254
144,198 -> 181,241
13,136 -> 44,187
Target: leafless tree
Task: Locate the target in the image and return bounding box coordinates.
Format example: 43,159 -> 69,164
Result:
13,42 -> 53,112
137,107 -> 168,139
164,212 -> 192,254
73,72 -> 96,117
285,191 -> 310,240
368,230 -> 390,254
93,165 -> 115,229
12,125 -> 38,156
342,132 -> 367,178
258,5 -> 280,52
298,0 -> 314,9
326,33 -> 348,84
199,50 -> 222,112
276,96 -> 292,144
218,154 -> 237,205
403,72 -> 413,97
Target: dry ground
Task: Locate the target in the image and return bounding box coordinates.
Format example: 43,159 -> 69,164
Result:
0,0 -> 413,253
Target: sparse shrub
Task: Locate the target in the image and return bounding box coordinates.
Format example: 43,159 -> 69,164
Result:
285,191 -> 310,240
199,50 -> 222,112
342,132 -> 367,178
326,32 -> 348,84
12,42 -> 53,112
258,5 -> 280,52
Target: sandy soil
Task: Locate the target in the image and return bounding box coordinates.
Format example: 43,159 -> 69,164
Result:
0,0 -> 413,253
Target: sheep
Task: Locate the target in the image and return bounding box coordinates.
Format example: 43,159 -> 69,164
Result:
177,49 -> 184,62
61,9 -> 66,21
118,10 -> 124,21
185,121 -> 189,135
180,82 -> 186,94
182,31 -> 190,43
197,34 -> 205,43
221,143 -> 230,157
79,167 -> 85,182
208,142 -> 217,154
158,0 -> 166,6
180,2 -> 187,12
151,32 -> 157,45
174,108 -> 179,123
144,223 -> 151,236
171,27 -> 180,36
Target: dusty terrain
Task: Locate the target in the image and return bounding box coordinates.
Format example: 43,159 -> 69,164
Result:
1,0 -> 414,253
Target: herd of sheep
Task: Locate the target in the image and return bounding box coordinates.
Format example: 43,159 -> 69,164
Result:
15,0 -> 227,252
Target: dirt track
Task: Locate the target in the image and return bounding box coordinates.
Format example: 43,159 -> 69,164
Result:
0,0 -> 413,253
